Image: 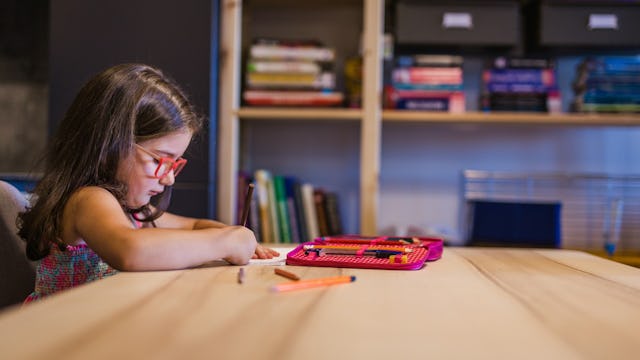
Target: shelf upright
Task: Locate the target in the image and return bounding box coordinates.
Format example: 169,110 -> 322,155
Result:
360,0 -> 384,235
218,0 -> 243,225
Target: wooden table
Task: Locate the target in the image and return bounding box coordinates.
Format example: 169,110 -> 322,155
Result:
1,247 -> 640,359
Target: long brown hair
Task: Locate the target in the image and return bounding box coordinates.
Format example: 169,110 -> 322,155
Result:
18,63 -> 203,260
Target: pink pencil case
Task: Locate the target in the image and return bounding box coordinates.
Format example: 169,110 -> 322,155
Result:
286,235 -> 444,270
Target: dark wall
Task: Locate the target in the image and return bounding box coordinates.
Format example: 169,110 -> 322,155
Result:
50,0 -> 218,218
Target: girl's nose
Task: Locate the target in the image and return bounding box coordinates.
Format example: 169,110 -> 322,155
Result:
159,171 -> 176,186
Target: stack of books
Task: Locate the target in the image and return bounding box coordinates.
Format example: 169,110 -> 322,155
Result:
481,57 -> 560,113
384,54 -> 465,113
238,170 -> 343,244
572,56 -> 640,113
242,38 -> 343,107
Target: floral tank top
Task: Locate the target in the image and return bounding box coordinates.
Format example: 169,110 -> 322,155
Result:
24,243 -> 118,303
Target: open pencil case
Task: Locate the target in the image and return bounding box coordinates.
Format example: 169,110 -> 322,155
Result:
286,235 -> 443,270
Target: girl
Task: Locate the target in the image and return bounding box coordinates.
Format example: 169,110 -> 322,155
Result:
18,63 -> 278,302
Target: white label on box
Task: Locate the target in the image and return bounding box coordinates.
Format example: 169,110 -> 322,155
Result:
442,12 -> 473,29
588,14 -> 618,30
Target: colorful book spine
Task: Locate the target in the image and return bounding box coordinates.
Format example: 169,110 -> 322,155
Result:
392,83 -> 464,91
392,67 -> 463,85
324,192 -> 343,236
243,90 -> 343,106
249,44 -> 335,62
395,54 -> 464,68
273,175 -> 291,243
484,82 -> 554,93
253,169 -> 273,244
314,189 -> 329,236
293,180 -> 308,242
301,183 -> 320,241
386,89 -> 465,112
246,72 -> 335,89
492,57 -> 555,69
246,60 -> 321,74
266,172 -> 280,243
284,176 -> 302,243
482,69 -> 556,86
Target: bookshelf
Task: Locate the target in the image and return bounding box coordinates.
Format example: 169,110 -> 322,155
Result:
218,0 -> 640,237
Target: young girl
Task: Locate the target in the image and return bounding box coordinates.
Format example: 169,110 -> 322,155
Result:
18,63 -> 278,302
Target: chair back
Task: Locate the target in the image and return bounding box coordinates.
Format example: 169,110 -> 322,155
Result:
0,180 -> 36,308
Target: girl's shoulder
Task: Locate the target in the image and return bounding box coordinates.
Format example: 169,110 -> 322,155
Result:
71,186 -> 117,201
67,186 -> 122,214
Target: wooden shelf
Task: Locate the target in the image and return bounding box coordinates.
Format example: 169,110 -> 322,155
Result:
237,107 -> 362,120
237,108 -> 640,126
383,111 -> 640,126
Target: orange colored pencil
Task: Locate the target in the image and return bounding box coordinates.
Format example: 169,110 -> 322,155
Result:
270,275 -> 356,293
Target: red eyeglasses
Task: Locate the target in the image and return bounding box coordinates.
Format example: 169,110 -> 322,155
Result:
135,144 -> 187,178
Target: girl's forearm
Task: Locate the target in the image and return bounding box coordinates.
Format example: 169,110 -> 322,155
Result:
192,218 -> 227,230
99,226 -> 255,271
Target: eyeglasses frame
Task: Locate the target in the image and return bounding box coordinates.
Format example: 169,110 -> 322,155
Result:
134,143 -> 187,178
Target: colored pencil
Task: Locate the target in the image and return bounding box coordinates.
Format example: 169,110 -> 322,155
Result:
239,183 -> 254,226
274,268 -> 300,281
270,275 -> 356,293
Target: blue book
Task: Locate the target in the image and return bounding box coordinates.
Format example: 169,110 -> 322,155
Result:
395,98 -> 449,111
284,176 -> 302,243
485,82 -> 554,93
392,83 -> 464,91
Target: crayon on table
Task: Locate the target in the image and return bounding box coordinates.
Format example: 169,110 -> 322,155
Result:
237,267 -> 245,284
270,275 -> 356,293
274,268 -> 300,281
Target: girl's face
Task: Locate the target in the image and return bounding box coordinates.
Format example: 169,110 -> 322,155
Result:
117,130 -> 192,209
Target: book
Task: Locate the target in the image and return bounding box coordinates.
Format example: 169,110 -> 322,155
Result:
314,189 -> 330,236
394,97 -> 464,112
385,88 -> 465,112
246,60 -> 321,74
484,82 -> 555,94
323,192 -> 343,236
273,175 -> 292,243
266,171 -> 281,242
249,44 -> 335,62
254,169 -> 274,243
284,176 -> 302,243
246,72 -> 335,89
248,186 -> 261,243
392,67 -> 463,85
483,68 -> 556,86
301,183 -> 320,241
483,93 -> 549,112
395,54 -> 464,68
492,57 -> 555,69
243,90 -> 343,107
392,83 -> 464,91
292,180 -> 308,242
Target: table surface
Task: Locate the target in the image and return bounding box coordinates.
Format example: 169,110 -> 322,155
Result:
2,247 -> 640,360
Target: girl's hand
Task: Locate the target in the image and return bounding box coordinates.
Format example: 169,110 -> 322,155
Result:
252,244 -> 280,259
222,226 -> 258,265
